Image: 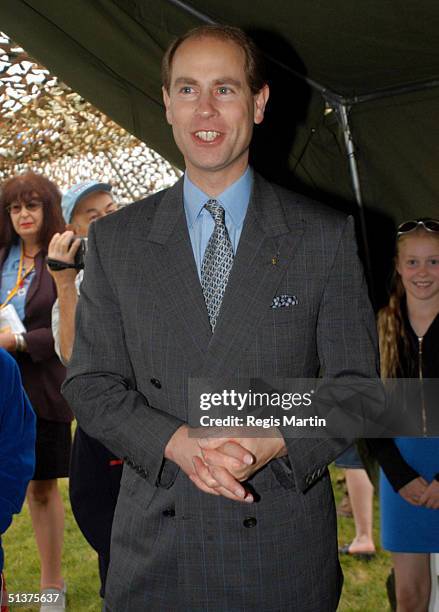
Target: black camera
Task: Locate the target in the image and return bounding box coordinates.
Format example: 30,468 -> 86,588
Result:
46,237 -> 88,272
74,237 -> 88,270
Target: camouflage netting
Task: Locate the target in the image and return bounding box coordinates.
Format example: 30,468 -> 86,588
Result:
0,32 -> 179,204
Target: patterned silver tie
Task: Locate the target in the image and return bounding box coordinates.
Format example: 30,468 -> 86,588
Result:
201,199 -> 234,331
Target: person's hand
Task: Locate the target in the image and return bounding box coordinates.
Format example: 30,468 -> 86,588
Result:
164,425 -> 254,502
47,231 -> 80,285
398,476 -> 429,506
194,427 -> 287,487
418,479 -> 439,509
192,440 -> 256,502
0,331 -> 17,352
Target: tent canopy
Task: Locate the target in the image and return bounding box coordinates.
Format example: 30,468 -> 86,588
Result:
0,32 -> 178,201
1,1 -> 438,302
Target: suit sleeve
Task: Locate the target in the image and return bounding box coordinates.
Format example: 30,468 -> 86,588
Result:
62,222 -> 185,488
278,215 -> 380,492
366,438 -> 419,491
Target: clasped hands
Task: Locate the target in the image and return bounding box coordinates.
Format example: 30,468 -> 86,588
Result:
165,425 -> 287,503
399,476 -> 439,509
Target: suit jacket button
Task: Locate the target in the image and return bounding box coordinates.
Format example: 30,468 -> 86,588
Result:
243,517 -> 257,528
163,508 -> 175,517
150,378 -> 162,389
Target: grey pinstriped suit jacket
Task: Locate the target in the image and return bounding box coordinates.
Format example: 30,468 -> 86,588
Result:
63,172 -> 379,611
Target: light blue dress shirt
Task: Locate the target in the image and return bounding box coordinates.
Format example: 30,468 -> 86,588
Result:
0,243 -> 35,321
183,167 -> 252,279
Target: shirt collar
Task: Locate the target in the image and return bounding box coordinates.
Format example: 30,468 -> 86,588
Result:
8,242 -> 21,268
183,167 -> 252,228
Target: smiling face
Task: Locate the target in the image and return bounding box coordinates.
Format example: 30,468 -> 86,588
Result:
162,35 -> 269,193
68,191 -> 117,237
396,232 -> 439,305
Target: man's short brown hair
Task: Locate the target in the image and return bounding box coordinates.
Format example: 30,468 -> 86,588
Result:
162,25 -> 266,94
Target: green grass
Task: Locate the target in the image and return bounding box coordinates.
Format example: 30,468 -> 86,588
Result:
3,479 -> 100,612
3,469 -> 391,611
332,468 -> 392,611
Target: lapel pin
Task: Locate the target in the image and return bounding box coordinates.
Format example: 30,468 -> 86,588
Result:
271,256 -> 278,266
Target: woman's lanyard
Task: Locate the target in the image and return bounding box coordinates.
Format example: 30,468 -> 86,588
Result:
0,242 -> 35,309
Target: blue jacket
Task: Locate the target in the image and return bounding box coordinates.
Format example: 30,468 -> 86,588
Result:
0,348 -> 36,572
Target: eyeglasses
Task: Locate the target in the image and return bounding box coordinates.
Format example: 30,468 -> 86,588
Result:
6,201 -> 43,215
397,218 -> 439,237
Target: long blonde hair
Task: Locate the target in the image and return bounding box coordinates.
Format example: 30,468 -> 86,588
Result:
377,227 -> 439,377
377,274 -> 408,378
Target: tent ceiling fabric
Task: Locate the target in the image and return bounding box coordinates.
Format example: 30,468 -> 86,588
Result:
0,0 -> 438,230
0,31 -> 179,202
0,33 -> 148,166
164,0 -> 439,96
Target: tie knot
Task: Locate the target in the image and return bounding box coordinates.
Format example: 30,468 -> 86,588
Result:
205,199 -> 225,225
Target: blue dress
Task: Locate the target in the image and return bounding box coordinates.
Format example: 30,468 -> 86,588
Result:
379,309 -> 439,552
381,437 -> 439,552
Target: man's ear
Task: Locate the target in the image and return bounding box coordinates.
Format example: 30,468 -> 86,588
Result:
162,86 -> 173,125
253,83 -> 269,125
66,222 -> 74,232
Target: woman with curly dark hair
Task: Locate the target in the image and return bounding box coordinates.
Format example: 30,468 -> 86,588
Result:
0,172 -> 72,610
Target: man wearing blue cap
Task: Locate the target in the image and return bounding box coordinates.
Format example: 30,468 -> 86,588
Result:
49,180 -> 116,362
48,180 -> 119,599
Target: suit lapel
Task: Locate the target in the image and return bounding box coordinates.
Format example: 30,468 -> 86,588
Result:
134,179 -> 211,371
201,174 -> 305,375
133,174 -> 305,374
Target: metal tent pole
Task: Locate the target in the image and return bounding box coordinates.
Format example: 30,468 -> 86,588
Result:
334,101 -> 375,305
166,0 -> 216,23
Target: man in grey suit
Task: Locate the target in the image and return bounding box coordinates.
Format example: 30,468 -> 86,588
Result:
63,25 -> 379,611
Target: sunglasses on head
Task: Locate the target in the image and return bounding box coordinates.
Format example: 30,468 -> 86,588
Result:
397,218 -> 439,238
